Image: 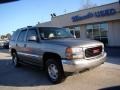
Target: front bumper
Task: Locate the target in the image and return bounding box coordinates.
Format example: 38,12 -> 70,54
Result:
62,53 -> 107,72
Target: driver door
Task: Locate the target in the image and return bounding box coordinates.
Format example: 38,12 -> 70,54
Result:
25,28 -> 42,65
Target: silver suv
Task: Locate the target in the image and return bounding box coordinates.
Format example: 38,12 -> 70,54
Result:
9,26 -> 106,83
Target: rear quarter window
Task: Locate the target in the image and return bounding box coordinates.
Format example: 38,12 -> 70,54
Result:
11,30 -> 20,41
17,30 -> 27,42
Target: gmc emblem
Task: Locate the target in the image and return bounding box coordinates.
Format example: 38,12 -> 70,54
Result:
93,49 -> 100,54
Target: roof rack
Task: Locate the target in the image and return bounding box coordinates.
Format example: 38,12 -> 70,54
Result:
27,26 -> 32,28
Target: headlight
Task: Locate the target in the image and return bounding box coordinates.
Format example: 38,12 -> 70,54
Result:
65,47 -> 84,60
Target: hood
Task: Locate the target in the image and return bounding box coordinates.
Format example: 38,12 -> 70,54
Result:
43,38 -> 103,48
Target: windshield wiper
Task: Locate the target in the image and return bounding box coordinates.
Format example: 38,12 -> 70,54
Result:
47,36 -> 73,40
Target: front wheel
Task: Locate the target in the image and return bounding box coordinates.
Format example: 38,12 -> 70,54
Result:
45,59 -> 65,84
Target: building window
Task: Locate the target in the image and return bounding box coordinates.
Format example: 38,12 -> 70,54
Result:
86,25 -> 93,39
86,23 -> 108,45
67,26 -> 80,38
100,23 -> 108,44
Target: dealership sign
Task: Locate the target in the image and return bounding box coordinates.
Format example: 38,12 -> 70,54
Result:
72,8 -> 117,22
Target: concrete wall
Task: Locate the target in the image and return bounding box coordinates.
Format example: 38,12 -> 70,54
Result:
108,21 -> 120,46
37,2 -> 120,28
37,21 -> 53,27
51,2 -> 120,27
37,2 -> 120,46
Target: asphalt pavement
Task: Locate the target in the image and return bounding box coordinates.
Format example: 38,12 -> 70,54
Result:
0,48 -> 120,90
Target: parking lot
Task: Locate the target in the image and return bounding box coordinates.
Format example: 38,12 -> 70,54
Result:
0,48 -> 120,90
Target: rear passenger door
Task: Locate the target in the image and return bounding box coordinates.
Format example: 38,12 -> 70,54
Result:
25,28 -> 42,65
16,29 -> 28,60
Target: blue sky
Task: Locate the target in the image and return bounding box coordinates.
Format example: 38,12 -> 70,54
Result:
0,0 -> 118,35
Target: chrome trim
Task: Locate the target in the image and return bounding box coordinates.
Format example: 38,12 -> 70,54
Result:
84,45 -> 104,59
17,52 -> 40,58
62,52 -> 107,72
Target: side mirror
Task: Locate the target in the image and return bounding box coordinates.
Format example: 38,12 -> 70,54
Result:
28,36 -> 37,41
73,35 -> 76,39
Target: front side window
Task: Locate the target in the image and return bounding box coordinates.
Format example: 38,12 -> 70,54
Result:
17,30 -> 27,42
39,27 -> 73,40
27,29 -> 37,41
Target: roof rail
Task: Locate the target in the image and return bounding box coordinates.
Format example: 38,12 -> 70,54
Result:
27,26 -> 32,28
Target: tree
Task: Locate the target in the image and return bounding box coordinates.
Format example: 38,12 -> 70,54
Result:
6,33 -> 11,40
1,35 -> 6,39
0,33 -> 11,40
82,0 -> 97,9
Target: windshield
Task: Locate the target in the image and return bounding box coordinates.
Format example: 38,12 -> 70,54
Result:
39,27 -> 73,40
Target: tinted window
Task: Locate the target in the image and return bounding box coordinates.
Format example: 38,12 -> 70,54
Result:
27,29 -> 37,41
17,30 -> 27,42
11,30 -> 19,41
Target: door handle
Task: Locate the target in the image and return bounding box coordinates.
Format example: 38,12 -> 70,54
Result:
16,44 -> 18,47
24,44 -> 26,47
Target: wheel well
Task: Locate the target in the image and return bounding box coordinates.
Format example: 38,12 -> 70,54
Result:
43,52 -> 62,69
11,49 -> 16,55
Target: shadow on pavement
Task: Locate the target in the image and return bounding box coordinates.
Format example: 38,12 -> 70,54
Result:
99,85 -> 120,90
0,59 -> 52,87
0,48 -> 9,54
105,47 -> 120,65
105,47 -> 120,58
106,57 -> 120,65
0,47 -> 120,87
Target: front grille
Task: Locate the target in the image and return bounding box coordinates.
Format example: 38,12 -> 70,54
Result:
85,46 -> 102,58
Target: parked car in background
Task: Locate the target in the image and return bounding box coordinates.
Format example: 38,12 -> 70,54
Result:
0,40 -> 9,49
0,40 -> 5,47
3,40 -> 9,49
9,26 -> 107,84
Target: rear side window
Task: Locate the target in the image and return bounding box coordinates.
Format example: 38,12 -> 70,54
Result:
17,30 -> 27,42
11,30 -> 19,41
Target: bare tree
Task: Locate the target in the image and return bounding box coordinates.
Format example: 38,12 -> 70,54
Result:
0,33 -> 11,40
0,35 -> 6,39
82,0 -> 97,9
6,33 -> 11,40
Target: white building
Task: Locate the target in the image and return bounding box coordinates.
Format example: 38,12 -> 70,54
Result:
37,2 -> 120,47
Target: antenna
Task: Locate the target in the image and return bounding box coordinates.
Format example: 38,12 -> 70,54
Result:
64,9 -> 67,14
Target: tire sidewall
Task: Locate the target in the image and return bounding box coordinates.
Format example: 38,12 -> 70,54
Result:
46,59 -> 64,84
12,52 -> 19,67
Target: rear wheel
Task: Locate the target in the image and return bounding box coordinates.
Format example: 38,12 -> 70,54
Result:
45,59 -> 65,84
12,52 -> 20,67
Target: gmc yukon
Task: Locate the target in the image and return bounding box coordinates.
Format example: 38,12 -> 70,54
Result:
9,26 -> 106,83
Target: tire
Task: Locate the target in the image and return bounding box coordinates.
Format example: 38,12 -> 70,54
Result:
12,52 -> 20,67
45,59 -> 65,84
